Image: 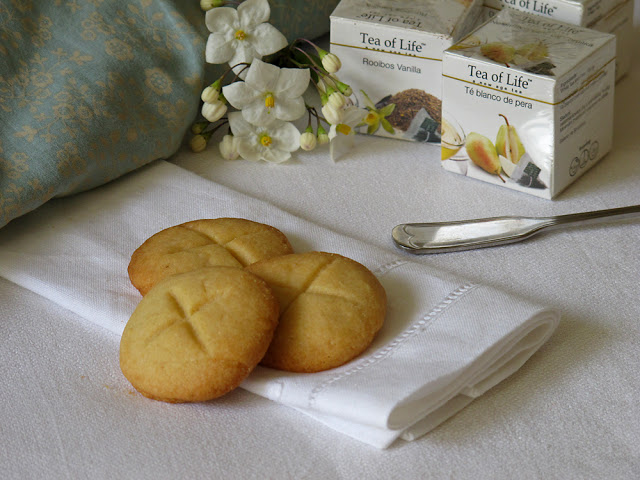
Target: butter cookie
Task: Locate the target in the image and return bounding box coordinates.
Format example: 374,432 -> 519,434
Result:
120,266 -> 279,403
246,252 -> 386,373
128,218 -> 293,295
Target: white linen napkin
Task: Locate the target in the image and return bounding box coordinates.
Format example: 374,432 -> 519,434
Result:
0,160 -> 558,448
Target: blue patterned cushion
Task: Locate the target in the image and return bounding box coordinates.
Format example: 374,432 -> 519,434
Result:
0,1 -> 338,228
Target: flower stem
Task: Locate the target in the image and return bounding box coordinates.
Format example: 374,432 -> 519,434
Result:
199,118 -> 229,137
293,38 -> 320,51
218,62 -> 251,84
228,63 -> 250,82
306,108 -> 314,129
306,104 -> 329,127
291,47 -> 324,71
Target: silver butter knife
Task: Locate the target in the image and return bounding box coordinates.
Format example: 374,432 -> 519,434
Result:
392,205 -> 640,254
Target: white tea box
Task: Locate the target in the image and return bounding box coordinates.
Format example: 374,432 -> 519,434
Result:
482,0 -> 626,25
329,0 -> 483,143
589,0 -> 634,80
441,8 -> 616,199
480,0 -> 635,80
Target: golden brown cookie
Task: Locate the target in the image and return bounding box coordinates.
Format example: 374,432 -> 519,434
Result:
119,266 -> 279,403
128,218 -> 293,296
246,252 -> 386,373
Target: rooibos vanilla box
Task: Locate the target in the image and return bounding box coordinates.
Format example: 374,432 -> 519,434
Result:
441,8 -> 616,199
329,0 -> 483,143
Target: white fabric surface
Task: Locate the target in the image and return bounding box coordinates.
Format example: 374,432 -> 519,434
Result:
0,160 -> 557,448
2,20 -> 640,480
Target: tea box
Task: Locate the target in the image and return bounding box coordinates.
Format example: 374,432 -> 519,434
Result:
441,8 -> 616,198
329,0 -> 483,142
480,0 -> 634,80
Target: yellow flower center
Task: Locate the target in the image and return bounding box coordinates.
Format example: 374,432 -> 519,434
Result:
365,112 -> 378,125
235,29 -> 247,40
260,134 -> 272,147
336,124 -> 351,135
264,93 -> 275,109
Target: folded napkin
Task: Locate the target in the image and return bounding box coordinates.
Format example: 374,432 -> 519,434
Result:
0,160 -> 558,448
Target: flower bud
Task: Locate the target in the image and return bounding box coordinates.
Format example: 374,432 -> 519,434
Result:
316,125 -> 329,145
191,121 -> 209,135
327,91 -> 346,110
190,134 -> 209,153
200,0 -> 224,11
321,76 -> 336,91
321,53 -> 342,73
201,100 -> 227,122
219,134 -> 239,160
321,86 -> 336,106
201,85 -> 220,103
335,80 -> 352,97
321,103 -> 344,125
300,131 -> 317,151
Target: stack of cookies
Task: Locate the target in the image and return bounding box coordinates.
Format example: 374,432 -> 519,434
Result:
120,218 -> 387,403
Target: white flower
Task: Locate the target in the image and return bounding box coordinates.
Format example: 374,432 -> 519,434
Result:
321,103 -> 344,126
328,106 -> 367,162
228,111 -> 300,164
223,59 -> 309,126
201,100 -> 227,122
205,0 -> 287,68
299,131 -> 317,151
328,106 -> 366,139
219,134 -> 240,160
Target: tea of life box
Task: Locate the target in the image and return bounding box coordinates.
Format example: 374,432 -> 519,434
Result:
482,0 -> 626,26
479,0 -> 635,81
441,8 -> 616,199
329,0 -> 483,143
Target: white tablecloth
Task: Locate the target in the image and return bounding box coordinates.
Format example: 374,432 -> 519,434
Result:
2,24 -> 640,479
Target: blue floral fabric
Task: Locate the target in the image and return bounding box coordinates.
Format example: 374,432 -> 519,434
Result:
0,0 -> 338,229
